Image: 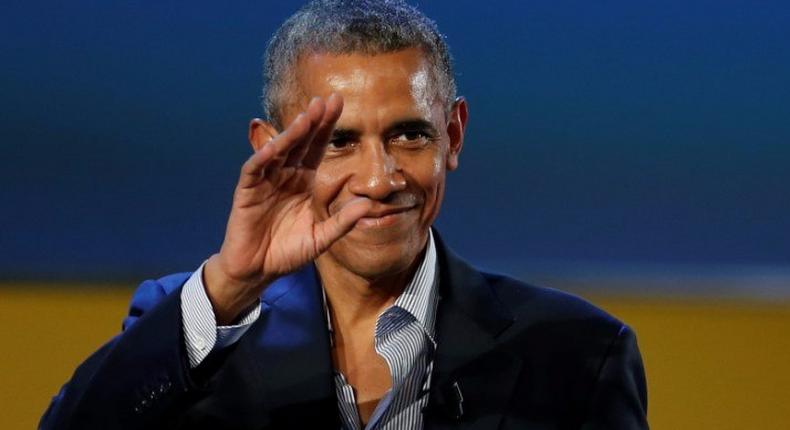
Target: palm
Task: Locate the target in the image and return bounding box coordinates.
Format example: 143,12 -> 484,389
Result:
263,196 -> 321,274
217,95 -> 370,285
228,170 -> 320,279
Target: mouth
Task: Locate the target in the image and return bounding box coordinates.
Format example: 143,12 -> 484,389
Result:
355,206 -> 417,229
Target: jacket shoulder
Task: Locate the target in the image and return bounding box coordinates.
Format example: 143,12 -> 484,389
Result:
122,272 -> 192,331
478,271 -> 630,363
479,271 -> 648,427
482,270 -> 623,329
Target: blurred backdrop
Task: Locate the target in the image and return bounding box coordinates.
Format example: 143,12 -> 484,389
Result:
1,0 -> 789,428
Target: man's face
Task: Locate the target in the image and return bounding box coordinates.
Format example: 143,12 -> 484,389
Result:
279,47 -> 466,280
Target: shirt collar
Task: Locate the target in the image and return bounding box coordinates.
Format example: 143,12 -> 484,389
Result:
321,229 -> 439,345
391,229 -> 438,339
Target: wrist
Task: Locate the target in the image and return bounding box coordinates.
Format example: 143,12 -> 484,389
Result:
203,254 -> 265,325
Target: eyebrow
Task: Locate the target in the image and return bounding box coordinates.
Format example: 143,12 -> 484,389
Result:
331,118 -> 440,141
384,118 -> 439,138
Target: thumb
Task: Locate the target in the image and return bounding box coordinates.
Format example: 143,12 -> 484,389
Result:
312,198 -> 372,253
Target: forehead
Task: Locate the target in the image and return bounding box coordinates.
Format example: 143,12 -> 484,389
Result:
292,47 -> 439,123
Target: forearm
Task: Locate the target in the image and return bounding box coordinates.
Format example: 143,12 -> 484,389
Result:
41,263 -> 263,429
40,290 -> 195,429
182,261 -> 261,367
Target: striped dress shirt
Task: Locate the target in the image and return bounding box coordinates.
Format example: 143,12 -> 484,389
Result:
328,230 -> 439,429
179,230 -> 439,429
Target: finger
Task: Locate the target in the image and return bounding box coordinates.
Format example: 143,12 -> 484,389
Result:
265,111 -> 313,173
239,112 -> 310,187
312,197 -> 372,253
238,138 -> 278,188
285,97 -> 325,167
302,93 -> 344,170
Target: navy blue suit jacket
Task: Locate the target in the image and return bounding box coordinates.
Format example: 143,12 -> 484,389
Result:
41,233 -> 648,429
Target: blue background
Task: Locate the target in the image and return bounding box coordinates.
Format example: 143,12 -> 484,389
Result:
2,0 -> 788,284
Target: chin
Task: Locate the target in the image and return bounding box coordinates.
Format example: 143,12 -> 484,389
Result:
328,232 -> 425,280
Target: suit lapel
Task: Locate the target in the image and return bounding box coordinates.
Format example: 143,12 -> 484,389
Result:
425,232 -> 523,430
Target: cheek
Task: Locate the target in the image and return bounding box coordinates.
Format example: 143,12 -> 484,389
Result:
426,144 -> 447,189
312,165 -> 346,217
409,148 -> 447,215
432,149 -> 444,178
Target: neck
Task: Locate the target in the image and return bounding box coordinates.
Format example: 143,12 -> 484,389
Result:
316,247 -> 427,330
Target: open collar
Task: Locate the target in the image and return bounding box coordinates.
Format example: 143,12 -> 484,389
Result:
217,228 -> 521,429
321,229 -> 440,347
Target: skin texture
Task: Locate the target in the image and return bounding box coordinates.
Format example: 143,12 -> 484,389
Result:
204,47 -> 468,424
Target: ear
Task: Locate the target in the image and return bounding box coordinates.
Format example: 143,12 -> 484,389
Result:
248,118 -> 279,151
446,96 -> 468,171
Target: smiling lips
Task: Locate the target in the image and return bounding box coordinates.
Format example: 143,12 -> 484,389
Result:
356,205 -> 416,229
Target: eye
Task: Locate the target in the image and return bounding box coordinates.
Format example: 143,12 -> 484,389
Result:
327,138 -> 353,151
392,131 -> 430,146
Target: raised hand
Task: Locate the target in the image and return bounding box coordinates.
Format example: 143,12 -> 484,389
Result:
203,94 -> 372,324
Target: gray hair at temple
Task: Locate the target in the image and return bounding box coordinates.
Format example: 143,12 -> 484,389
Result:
262,0 -> 457,130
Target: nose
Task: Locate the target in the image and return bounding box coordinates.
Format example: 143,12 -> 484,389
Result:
347,139 -> 407,200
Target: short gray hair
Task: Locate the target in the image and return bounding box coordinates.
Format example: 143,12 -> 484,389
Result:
262,0 -> 457,129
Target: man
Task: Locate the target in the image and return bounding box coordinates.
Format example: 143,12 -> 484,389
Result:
41,1 -> 648,429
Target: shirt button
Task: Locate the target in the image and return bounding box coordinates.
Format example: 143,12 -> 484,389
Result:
194,336 -> 207,351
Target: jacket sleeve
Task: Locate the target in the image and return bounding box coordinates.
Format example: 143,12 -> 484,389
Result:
580,324 -> 649,429
39,274 -> 209,430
